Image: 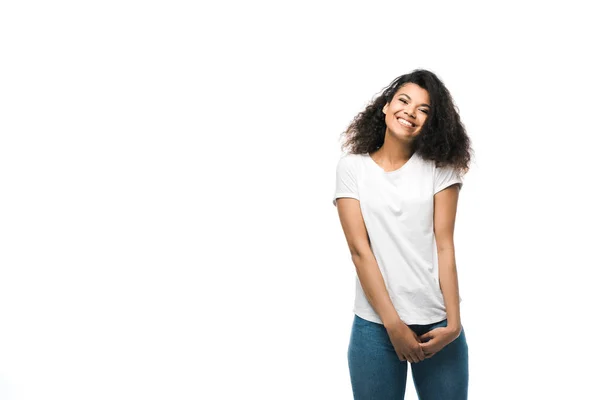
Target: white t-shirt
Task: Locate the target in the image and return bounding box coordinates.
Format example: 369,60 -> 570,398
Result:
333,151 -> 463,325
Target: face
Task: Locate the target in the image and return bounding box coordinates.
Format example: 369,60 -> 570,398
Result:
382,82 -> 431,139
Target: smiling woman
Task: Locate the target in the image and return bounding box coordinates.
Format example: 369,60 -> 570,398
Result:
383,83 -> 430,135
333,69 -> 473,399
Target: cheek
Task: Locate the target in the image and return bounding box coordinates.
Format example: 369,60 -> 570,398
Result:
386,113 -> 396,126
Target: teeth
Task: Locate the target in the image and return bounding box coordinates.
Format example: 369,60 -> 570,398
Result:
397,118 -> 414,127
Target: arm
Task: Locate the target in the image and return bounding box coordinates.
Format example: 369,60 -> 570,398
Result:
335,197 -> 404,330
433,184 -> 462,334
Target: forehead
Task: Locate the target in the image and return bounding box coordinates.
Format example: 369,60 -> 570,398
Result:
395,83 -> 430,102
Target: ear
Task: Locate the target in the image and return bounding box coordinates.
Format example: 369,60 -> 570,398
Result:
382,103 -> 388,114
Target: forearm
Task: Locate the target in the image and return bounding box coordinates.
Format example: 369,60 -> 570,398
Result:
438,247 -> 461,331
351,252 -> 405,331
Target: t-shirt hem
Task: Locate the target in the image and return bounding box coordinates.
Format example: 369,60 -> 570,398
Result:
354,308 -> 448,326
434,180 -> 462,195
333,193 -> 359,205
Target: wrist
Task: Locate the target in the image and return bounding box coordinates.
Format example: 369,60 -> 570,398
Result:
447,322 -> 461,336
383,317 -> 407,333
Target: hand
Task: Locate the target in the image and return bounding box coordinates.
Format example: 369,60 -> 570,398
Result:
418,326 -> 461,359
386,324 -> 426,364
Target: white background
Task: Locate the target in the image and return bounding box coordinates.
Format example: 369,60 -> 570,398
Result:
1,1 -> 599,399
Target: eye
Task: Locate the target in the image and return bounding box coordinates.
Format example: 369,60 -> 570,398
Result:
399,98 -> 408,104
420,109 -> 429,114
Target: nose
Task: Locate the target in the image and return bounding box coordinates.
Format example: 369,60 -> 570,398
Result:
403,109 -> 416,119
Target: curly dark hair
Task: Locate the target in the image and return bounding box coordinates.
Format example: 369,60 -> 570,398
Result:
340,69 -> 472,174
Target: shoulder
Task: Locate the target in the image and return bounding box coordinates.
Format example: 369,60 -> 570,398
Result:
412,152 -> 433,166
336,152 -> 365,169
409,151 -> 435,174
341,152 -> 364,161
413,153 -> 453,174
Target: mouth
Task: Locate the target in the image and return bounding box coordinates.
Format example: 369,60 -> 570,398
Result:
396,117 -> 416,128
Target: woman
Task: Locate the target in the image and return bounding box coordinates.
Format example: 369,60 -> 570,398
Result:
333,69 -> 472,399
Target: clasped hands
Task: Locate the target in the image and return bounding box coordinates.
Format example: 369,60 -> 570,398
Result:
387,324 -> 461,363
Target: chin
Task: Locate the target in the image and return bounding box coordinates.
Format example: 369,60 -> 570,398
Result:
399,128 -> 419,136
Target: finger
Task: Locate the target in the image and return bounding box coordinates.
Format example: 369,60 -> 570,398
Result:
420,329 -> 439,340
411,331 -> 422,342
412,350 -> 424,363
413,346 -> 425,361
422,335 -> 440,348
424,327 -> 445,339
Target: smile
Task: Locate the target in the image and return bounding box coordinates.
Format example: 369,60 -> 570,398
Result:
397,117 -> 415,128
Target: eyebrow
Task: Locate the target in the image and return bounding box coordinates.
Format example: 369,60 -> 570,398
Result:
399,93 -> 431,108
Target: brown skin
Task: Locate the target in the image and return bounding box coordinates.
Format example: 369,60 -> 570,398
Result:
340,69 -> 473,177
336,83 -> 463,363
370,83 -> 430,169
336,197 -> 426,363
419,183 -> 462,358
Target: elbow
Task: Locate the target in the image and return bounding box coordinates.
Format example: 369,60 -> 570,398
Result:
435,237 -> 456,254
349,243 -> 371,260
437,245 -> 455,254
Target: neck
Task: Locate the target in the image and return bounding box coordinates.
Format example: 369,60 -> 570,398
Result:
374,141 -> 414,164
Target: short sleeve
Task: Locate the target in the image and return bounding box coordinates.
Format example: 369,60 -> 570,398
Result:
333,155 -> 360,206
434,164 -> 463,195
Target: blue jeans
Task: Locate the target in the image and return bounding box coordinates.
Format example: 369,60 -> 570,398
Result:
348,314 -> 469,399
